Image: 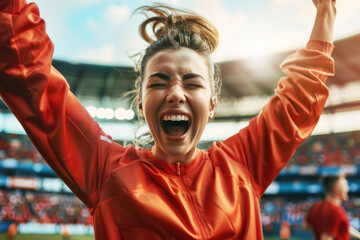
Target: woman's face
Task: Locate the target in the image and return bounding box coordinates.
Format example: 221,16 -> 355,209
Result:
138,47 -> 216,163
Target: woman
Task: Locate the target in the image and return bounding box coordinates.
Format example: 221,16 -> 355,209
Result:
0,0 -> 336,239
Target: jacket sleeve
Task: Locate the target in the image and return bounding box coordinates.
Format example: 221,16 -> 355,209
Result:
219,40 -> 334,196
0,0 -> 113,208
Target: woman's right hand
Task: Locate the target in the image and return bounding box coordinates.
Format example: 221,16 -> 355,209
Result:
312,0 -> 336,13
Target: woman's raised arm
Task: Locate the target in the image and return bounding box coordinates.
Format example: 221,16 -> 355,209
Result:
0,0 -> 115,209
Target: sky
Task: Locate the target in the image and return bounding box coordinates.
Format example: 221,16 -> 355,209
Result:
31,0 -> 360,66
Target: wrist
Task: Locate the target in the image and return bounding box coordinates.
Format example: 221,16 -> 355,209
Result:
316,3 -> 336,19
309,5 -> 336,43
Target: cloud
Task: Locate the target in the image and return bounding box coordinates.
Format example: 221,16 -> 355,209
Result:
270,0 -> 299,8
32,0 -> 73,49
86,18 -> 99,31
166,0 -> 182,5
77,0 -> 102,6
106,5 -> 130,25
76,44 -> 116,64
176,0 -> 248,60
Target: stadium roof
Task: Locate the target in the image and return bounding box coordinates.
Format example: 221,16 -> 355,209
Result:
1,33 -> 360,119
221,34 -> 360,97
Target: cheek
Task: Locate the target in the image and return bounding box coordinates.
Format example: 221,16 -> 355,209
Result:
143,97 -> 154,115
192,95 -> 212,114
142,91 -> 163,116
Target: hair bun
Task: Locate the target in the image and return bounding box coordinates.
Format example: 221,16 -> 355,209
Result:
135,3 -> 218,53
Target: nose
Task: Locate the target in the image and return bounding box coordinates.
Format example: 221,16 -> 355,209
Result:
166,83 -> 186,104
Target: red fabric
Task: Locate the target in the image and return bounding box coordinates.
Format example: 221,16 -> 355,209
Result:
0,1 -> 335,239
306,200 -> 350,240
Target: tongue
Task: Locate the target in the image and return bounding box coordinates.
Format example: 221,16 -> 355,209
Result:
163,121 -> 188,137
165,125 -> 186,137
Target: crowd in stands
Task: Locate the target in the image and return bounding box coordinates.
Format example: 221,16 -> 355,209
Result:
1,130 -> 360,167
289,130 -> 360,166
0,190 -> 92,225
0,132 -> 44,164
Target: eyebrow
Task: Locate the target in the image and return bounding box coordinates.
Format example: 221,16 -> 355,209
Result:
183,73 -> 205,81
148,72 -> 205,81
147,73 -> 170,81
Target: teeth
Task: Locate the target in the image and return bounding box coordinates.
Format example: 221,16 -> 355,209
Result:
162,114 -> 189,121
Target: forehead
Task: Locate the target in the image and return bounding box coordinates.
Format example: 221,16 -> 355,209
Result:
144,48 -> 209,77
335,176 -> 348,186
339,176 -> 347,183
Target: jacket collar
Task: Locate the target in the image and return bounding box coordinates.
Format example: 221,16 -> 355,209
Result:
138,148 -> 205,176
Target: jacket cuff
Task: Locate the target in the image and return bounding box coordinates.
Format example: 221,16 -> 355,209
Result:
306,40 -> 334,56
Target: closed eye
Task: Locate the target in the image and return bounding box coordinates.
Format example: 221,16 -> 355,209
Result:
147,73 -> 170,88
183,73 -> 206,89
149,83 -> 167,88
185,83 -> 202,88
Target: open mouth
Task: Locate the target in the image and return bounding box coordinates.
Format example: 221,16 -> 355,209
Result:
161,115 -> 190,137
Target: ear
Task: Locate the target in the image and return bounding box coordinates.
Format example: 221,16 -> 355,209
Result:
137,97 -> 144,118
209,97 -> 217,120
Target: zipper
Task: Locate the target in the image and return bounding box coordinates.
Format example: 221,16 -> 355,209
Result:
175,162 -> 208,239
176,162 -> 181,176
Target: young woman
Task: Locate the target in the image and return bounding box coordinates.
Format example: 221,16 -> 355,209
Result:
0,0 -> 336,239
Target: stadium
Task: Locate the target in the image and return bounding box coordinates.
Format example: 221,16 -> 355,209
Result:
1,1 -> 360,239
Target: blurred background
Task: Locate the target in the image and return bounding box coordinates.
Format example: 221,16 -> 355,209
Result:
1,0 -> 360,239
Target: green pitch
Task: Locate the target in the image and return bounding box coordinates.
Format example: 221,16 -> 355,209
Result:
0,234 -> 311,240
0,234 -> 94,240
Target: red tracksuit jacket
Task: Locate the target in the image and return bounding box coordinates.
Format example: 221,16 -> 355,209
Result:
0,1 -> 334,239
